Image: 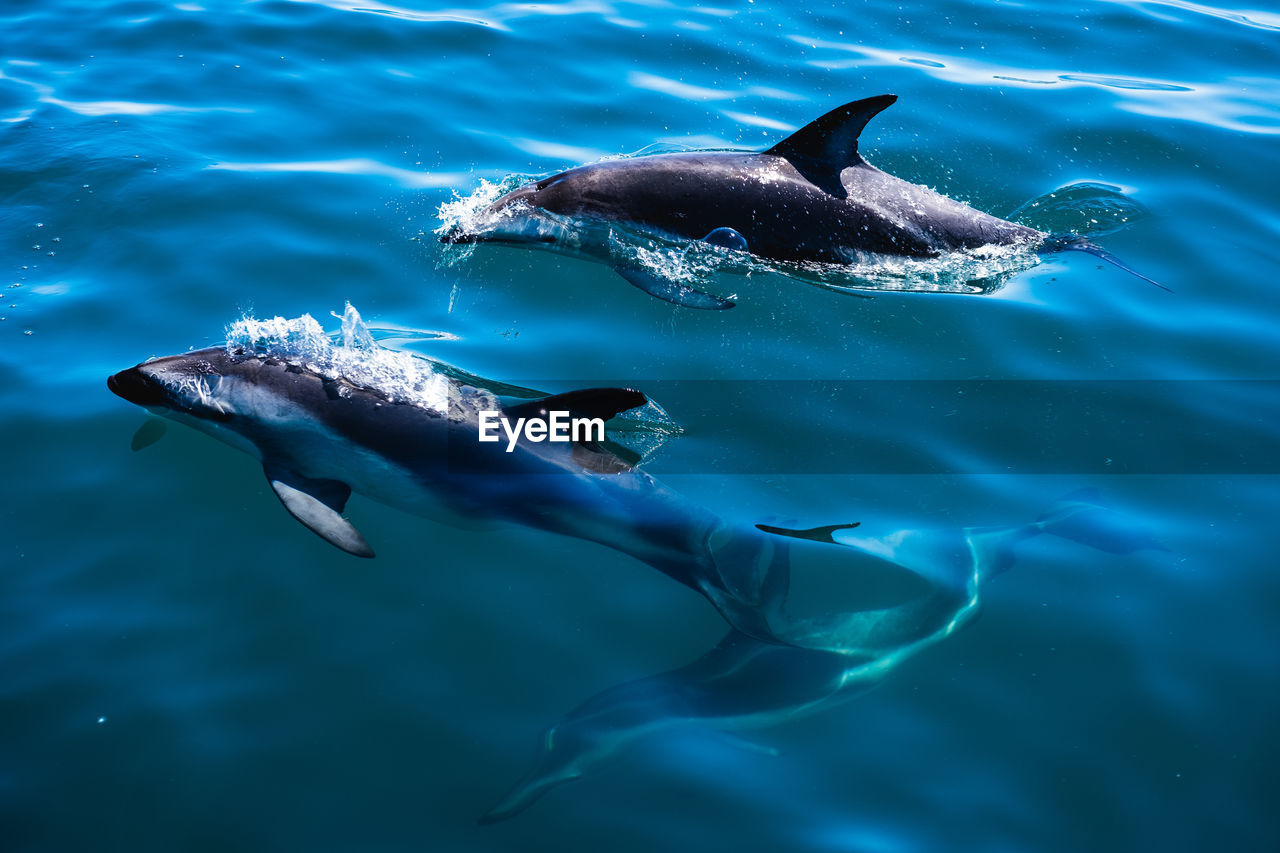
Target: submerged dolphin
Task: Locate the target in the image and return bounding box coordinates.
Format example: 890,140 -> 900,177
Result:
441,94 -> 1161,308
106,308 -> 801,643
482,491 -> 1161,822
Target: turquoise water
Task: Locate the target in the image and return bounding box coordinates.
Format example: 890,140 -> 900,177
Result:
3,0 -> 1279,849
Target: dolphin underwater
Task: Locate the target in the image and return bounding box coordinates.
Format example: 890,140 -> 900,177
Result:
481,490 -> 1163,822
110,309 -> 1134,659
106,307 -> 804,643
440,94 -> 1162,308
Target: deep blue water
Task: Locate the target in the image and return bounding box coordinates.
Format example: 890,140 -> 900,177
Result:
3,1 -> 1279,850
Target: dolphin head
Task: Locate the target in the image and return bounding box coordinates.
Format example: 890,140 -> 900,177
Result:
108,347 -> 247,422
439,172 -> 590,247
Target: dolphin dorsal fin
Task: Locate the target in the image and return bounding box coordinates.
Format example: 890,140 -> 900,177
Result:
505,389 -> 648,475
505,388 -> 647,423
763,94 -> 897,197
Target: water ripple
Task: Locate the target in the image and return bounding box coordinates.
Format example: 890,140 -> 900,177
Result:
0,68 -> 250,119
206,158 -> 465,188
2,0 -> 1277,848
788,37 -> 1280,134
720,110 -> 797,132
283,0 -> 503,29
1109,0 -> 1280,32
1058,74 -> 1192,92
627,71 -> 802,103
508,137 -> 608,164
284,0 -> 675,32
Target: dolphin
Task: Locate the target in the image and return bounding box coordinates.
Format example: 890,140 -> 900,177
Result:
481,491 -> 1162,822
110,311 -> 1144,660
106,307 -> 798,643
441,94 -> 1162,308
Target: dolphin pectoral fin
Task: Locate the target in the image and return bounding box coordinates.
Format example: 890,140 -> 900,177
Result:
755,521 -> 862,545
265,466 -> 374,558
700,227 -> 749,253
764,94 -> 898,197
1034,489 -> 1168,554
478,760 -> 581,826
614,265 -> 736,310
130,418 -> 167,451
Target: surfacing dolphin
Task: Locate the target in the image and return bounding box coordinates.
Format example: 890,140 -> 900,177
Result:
481,490 -> 1162,822
107,305 -> 808,644
440,94 -> 1162,308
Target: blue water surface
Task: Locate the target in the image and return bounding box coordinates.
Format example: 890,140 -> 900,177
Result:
2,1 -> 1278,850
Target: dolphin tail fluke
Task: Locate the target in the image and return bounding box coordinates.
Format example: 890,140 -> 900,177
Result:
763,94 -> 898,196
1035,488 -> 1168,554
478,760 -> 579,826
1036,487 -> 1104,523
614,264 -> 736,310
1046,236 -> 1171,292
476,792 -> 535,826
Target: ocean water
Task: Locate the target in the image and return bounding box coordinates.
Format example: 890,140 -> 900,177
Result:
3,1 -> 1279,850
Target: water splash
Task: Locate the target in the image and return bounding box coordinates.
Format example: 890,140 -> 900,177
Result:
223,305 -> 681,456
434,175 -> 532,265
1009,181 -> 1151,238
604,398 -> 685,465
789,243 -> 1042,296
435,177 -> 514,233
609,224 -> 1040,298
225,304 -> 457,413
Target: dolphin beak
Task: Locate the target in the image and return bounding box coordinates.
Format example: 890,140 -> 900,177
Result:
439,224 -> 476,245
108,366 -> 167,408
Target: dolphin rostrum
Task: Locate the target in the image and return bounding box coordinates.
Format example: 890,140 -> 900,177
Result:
441,94 -> 1162,308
